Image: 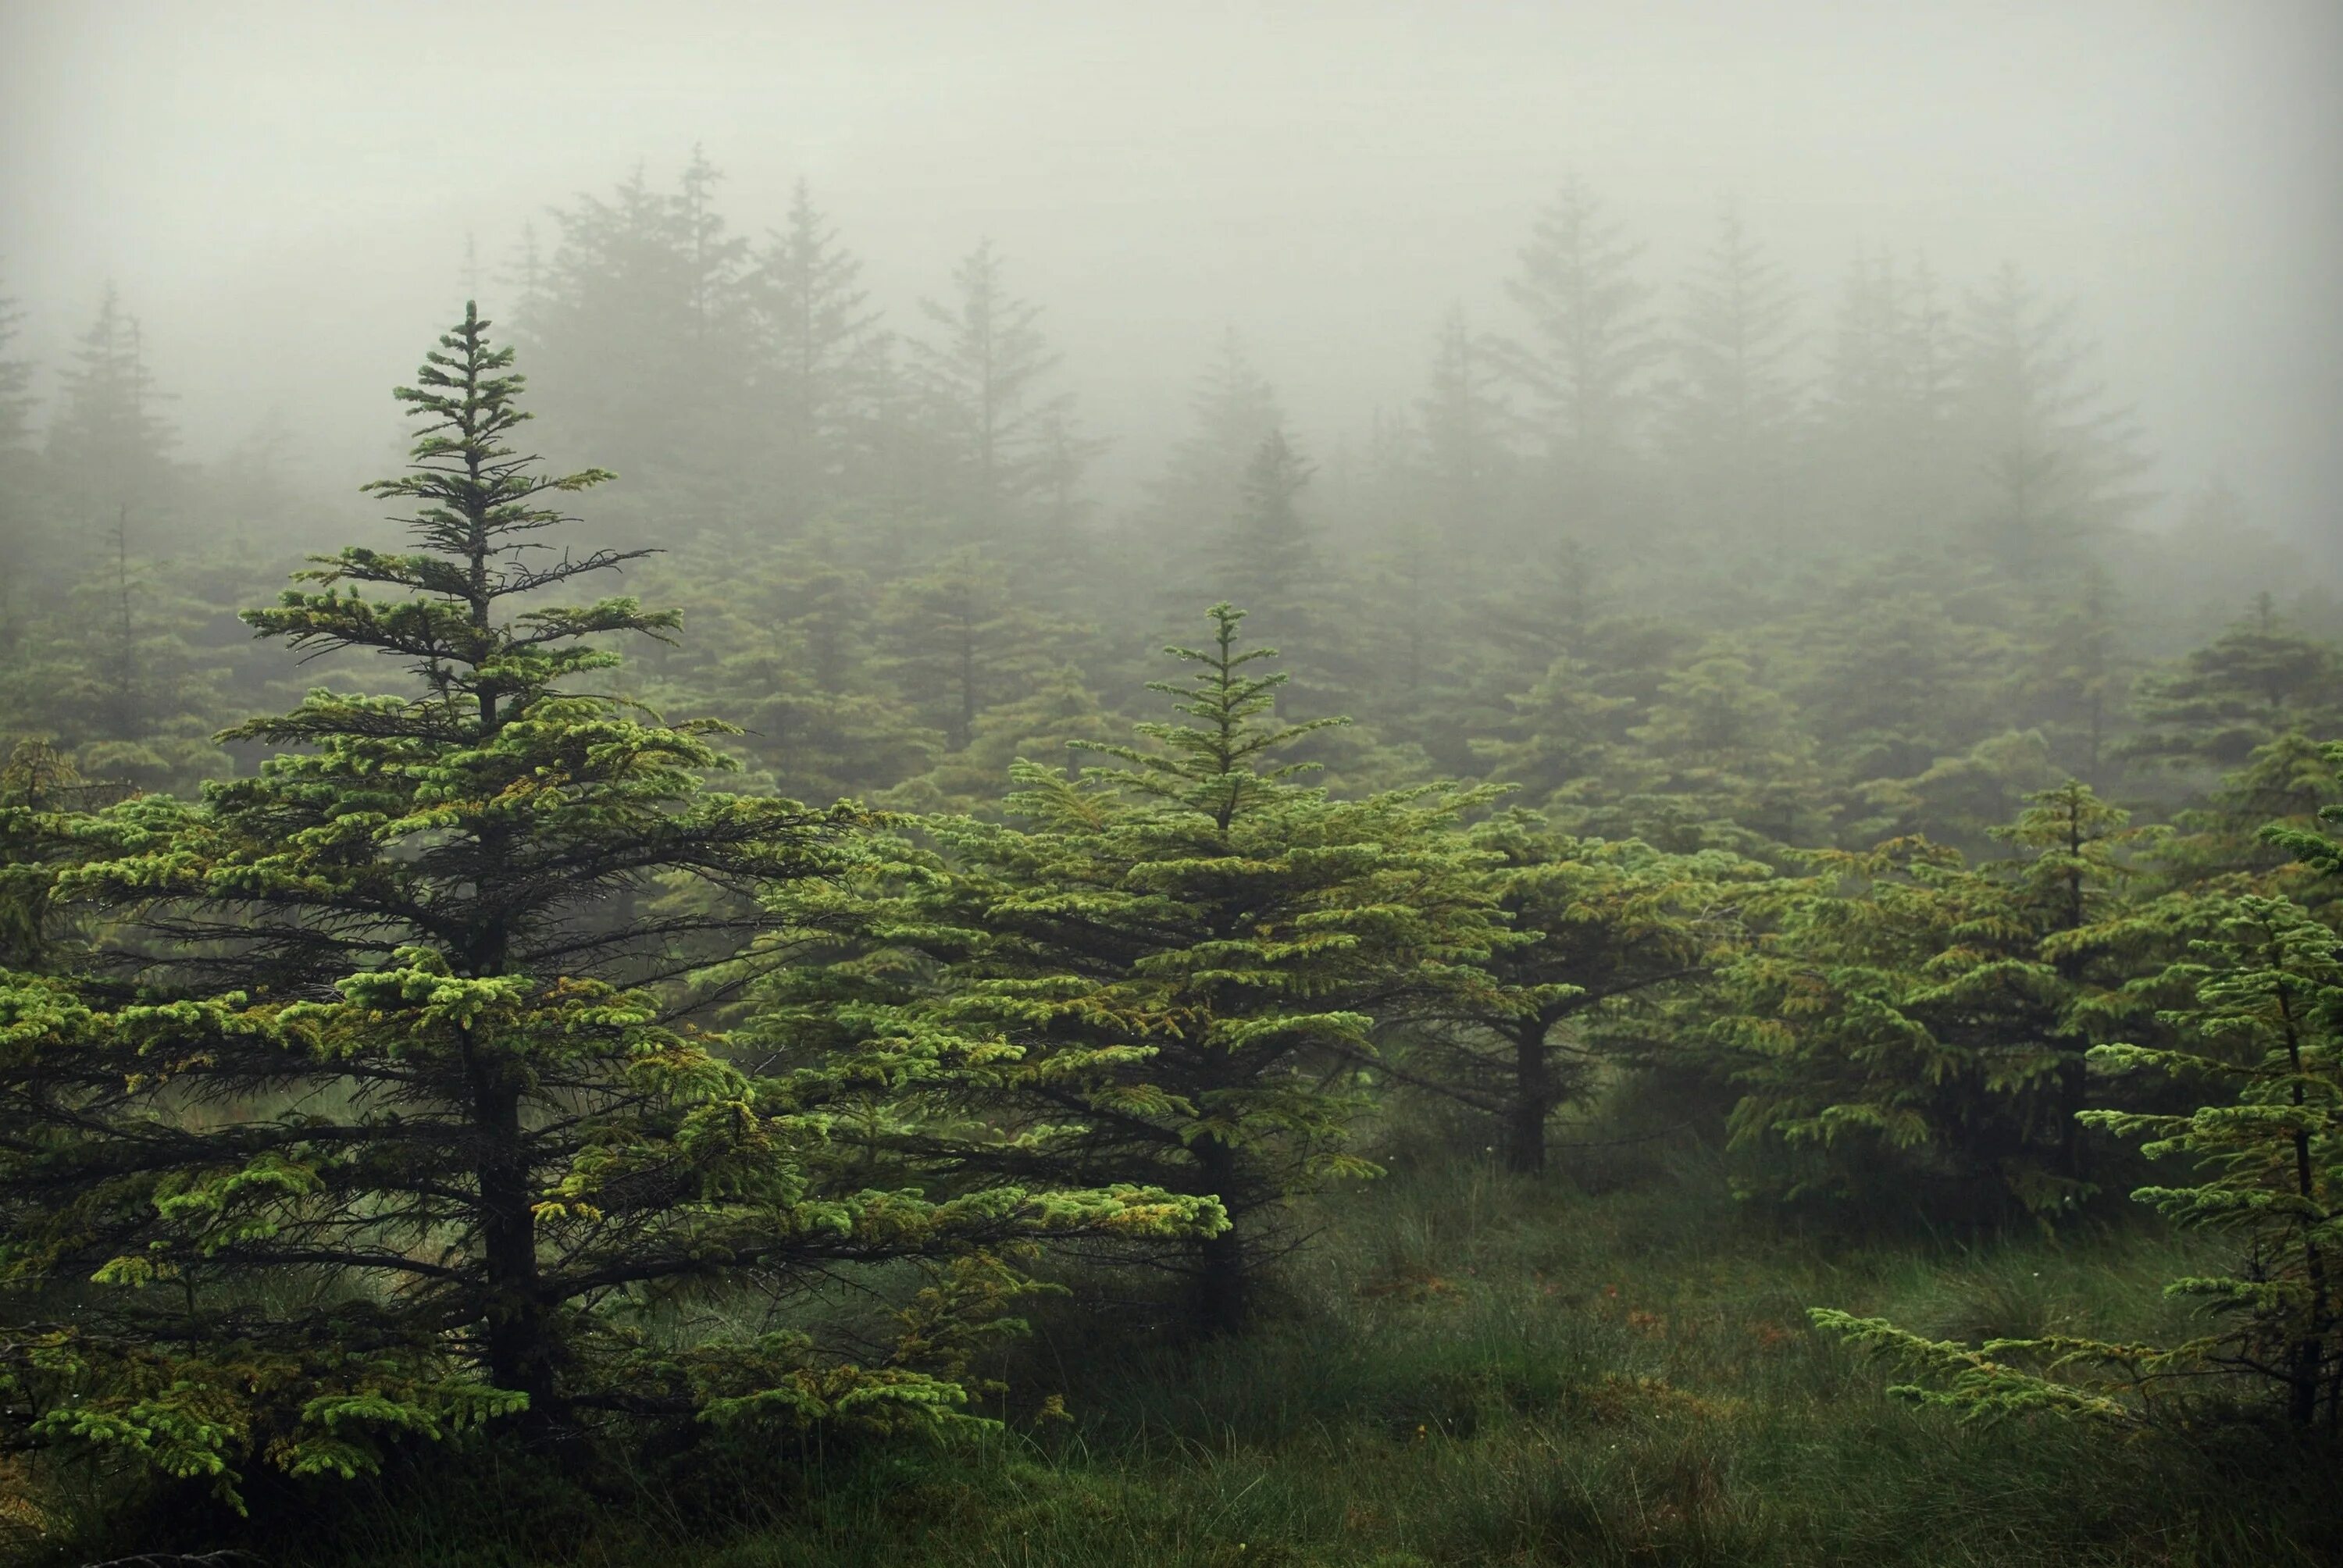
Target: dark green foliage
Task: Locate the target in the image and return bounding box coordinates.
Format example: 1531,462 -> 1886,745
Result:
1392,808 -> 1763,1172
1817,744 -> 2343,1431
2123,600 -> 2343,772
765,607 -> 1503,1335
1723,784 -> 2188,1217
0,308 -> 1204,1503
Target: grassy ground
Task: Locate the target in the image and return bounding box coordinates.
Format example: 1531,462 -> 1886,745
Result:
173,1135 -> 2332,1568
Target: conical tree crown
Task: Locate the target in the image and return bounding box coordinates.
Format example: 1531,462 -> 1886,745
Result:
245,301 -> 641,729
1079,603 -> 1341,829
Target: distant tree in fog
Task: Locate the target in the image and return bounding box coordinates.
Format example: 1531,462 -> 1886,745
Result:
748,180 -> 888,529
909,240 -> 1097,540
1496,177 -> 1665,492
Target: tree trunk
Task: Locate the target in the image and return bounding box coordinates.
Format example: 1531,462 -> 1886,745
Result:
1191,1134 -> 1248,1337
1503,1024 -> 1553,1175
473,1065 -> 555,1419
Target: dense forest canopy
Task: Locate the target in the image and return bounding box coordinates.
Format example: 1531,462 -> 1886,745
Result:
2,5 -> 2340,1565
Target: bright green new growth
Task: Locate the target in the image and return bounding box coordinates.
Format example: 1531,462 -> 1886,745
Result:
1724,782 -> 2187,1218
1814,744 -> 2343,1428
0,306 -> 1204,1504
762,605 -> 1504,1336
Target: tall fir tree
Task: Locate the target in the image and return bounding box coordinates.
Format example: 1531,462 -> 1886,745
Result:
1660,206 -> 1802,554
1953,264 -> 2152,575
45,283 -> 175,536
770,607 -> 1502,1335
2121,599 -> 2343,772
0,306 -> 1201,1495
909,241 -> 1097,543
747,180 -> 886,529
1495,178 -> 1664,516
1393,809 -> 1761,1171
1819,755 -> 2343,1429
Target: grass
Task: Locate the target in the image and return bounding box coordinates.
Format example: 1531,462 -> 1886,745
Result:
28,1137 -> 2340,1568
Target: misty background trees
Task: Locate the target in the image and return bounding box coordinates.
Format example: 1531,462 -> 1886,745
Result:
12,149 -> 2334,843
2,140 -> 2341,1562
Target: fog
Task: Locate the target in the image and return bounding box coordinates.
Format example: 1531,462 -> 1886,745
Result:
4,0 -> 2339,536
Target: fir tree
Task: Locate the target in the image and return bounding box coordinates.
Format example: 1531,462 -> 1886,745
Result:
1818,761 -> 2343,1429
772,607 -> 1503,1335
909,241 -> 1097,540
1723,784 -> 2181,1216
873,550 -> 1065,752
1495,177 -> 1663,501
45,283 -> 175,533
1210,428 -> 1318,609
1142,329 -> 1287,557
1953,264 -> 2152,573
1660,206 -> 1802,548
1393,809 -> 1760,1171
748,180 -> 886,529
0,306 -> 1199,1496
1414,305 -> 1510,565
2122,600 -> 2343,772
523,153 -> 754,526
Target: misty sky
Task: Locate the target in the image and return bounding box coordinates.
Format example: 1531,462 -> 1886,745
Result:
3,0 -> 2338,541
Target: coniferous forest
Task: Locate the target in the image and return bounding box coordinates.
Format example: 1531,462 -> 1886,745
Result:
3,9 -> 2342,1565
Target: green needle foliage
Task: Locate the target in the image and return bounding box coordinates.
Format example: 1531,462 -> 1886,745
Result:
0,306 -> 1198,1505
1816,744 -> 2343,1431
1721,782 -> 2185,1218
1389,807 -> 1764,1173
764,605 -> 1504,1336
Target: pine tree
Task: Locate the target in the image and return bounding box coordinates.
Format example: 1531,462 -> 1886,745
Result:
909,241 -> 1097,540
1209,428 -> 1318,608
1813,251 -> 1960,546
1817,762 -> 2343,1429
748,180 -> 886,529
1393,809 -> 1760,1171
10,508 -> 231,794
873,550 -> 1064,752
2156,732 -> 2343,915
45,284 -> 176,534
0,287 -> 45,663
1723,783 -> 2180,1216
775,607 -> 1503,1335
1415,305 -> 1510,566
1143,330 -> 1287,554
523,153 -> 754,527
0,306 -> 1198,1496
1600,643 -> 1824,851
2121,599 -> 2343,772
1660,206 -> 1801,548
1953,264 -> 2152,574
1494,177 -> 1663,501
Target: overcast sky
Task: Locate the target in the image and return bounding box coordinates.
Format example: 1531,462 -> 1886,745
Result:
3,0 -> 2338,540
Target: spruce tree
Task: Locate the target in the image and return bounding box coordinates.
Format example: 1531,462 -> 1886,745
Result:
909,241 -> 1096,539
1140,329 -> 1288,586
45,284 -> 175,535
1953,264 -> 2152,574
1660,206 -> 1802,549
1414,305 -> 1510,566
769,607 -> 1503,1335
1495,177 -> 1663,501
748,180 -> 886,529
1209,428 -> 1318,610
1723,783 -> 2180,1216
873,550 -> 1064,752
0,306 -> 1196,1496
1817,757 -> 2343,1428
2121,600 -> 2343,772
1393,809 -> 1760,1172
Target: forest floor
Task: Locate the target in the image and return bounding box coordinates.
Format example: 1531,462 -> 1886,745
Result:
213,1124 -> 2338,1568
